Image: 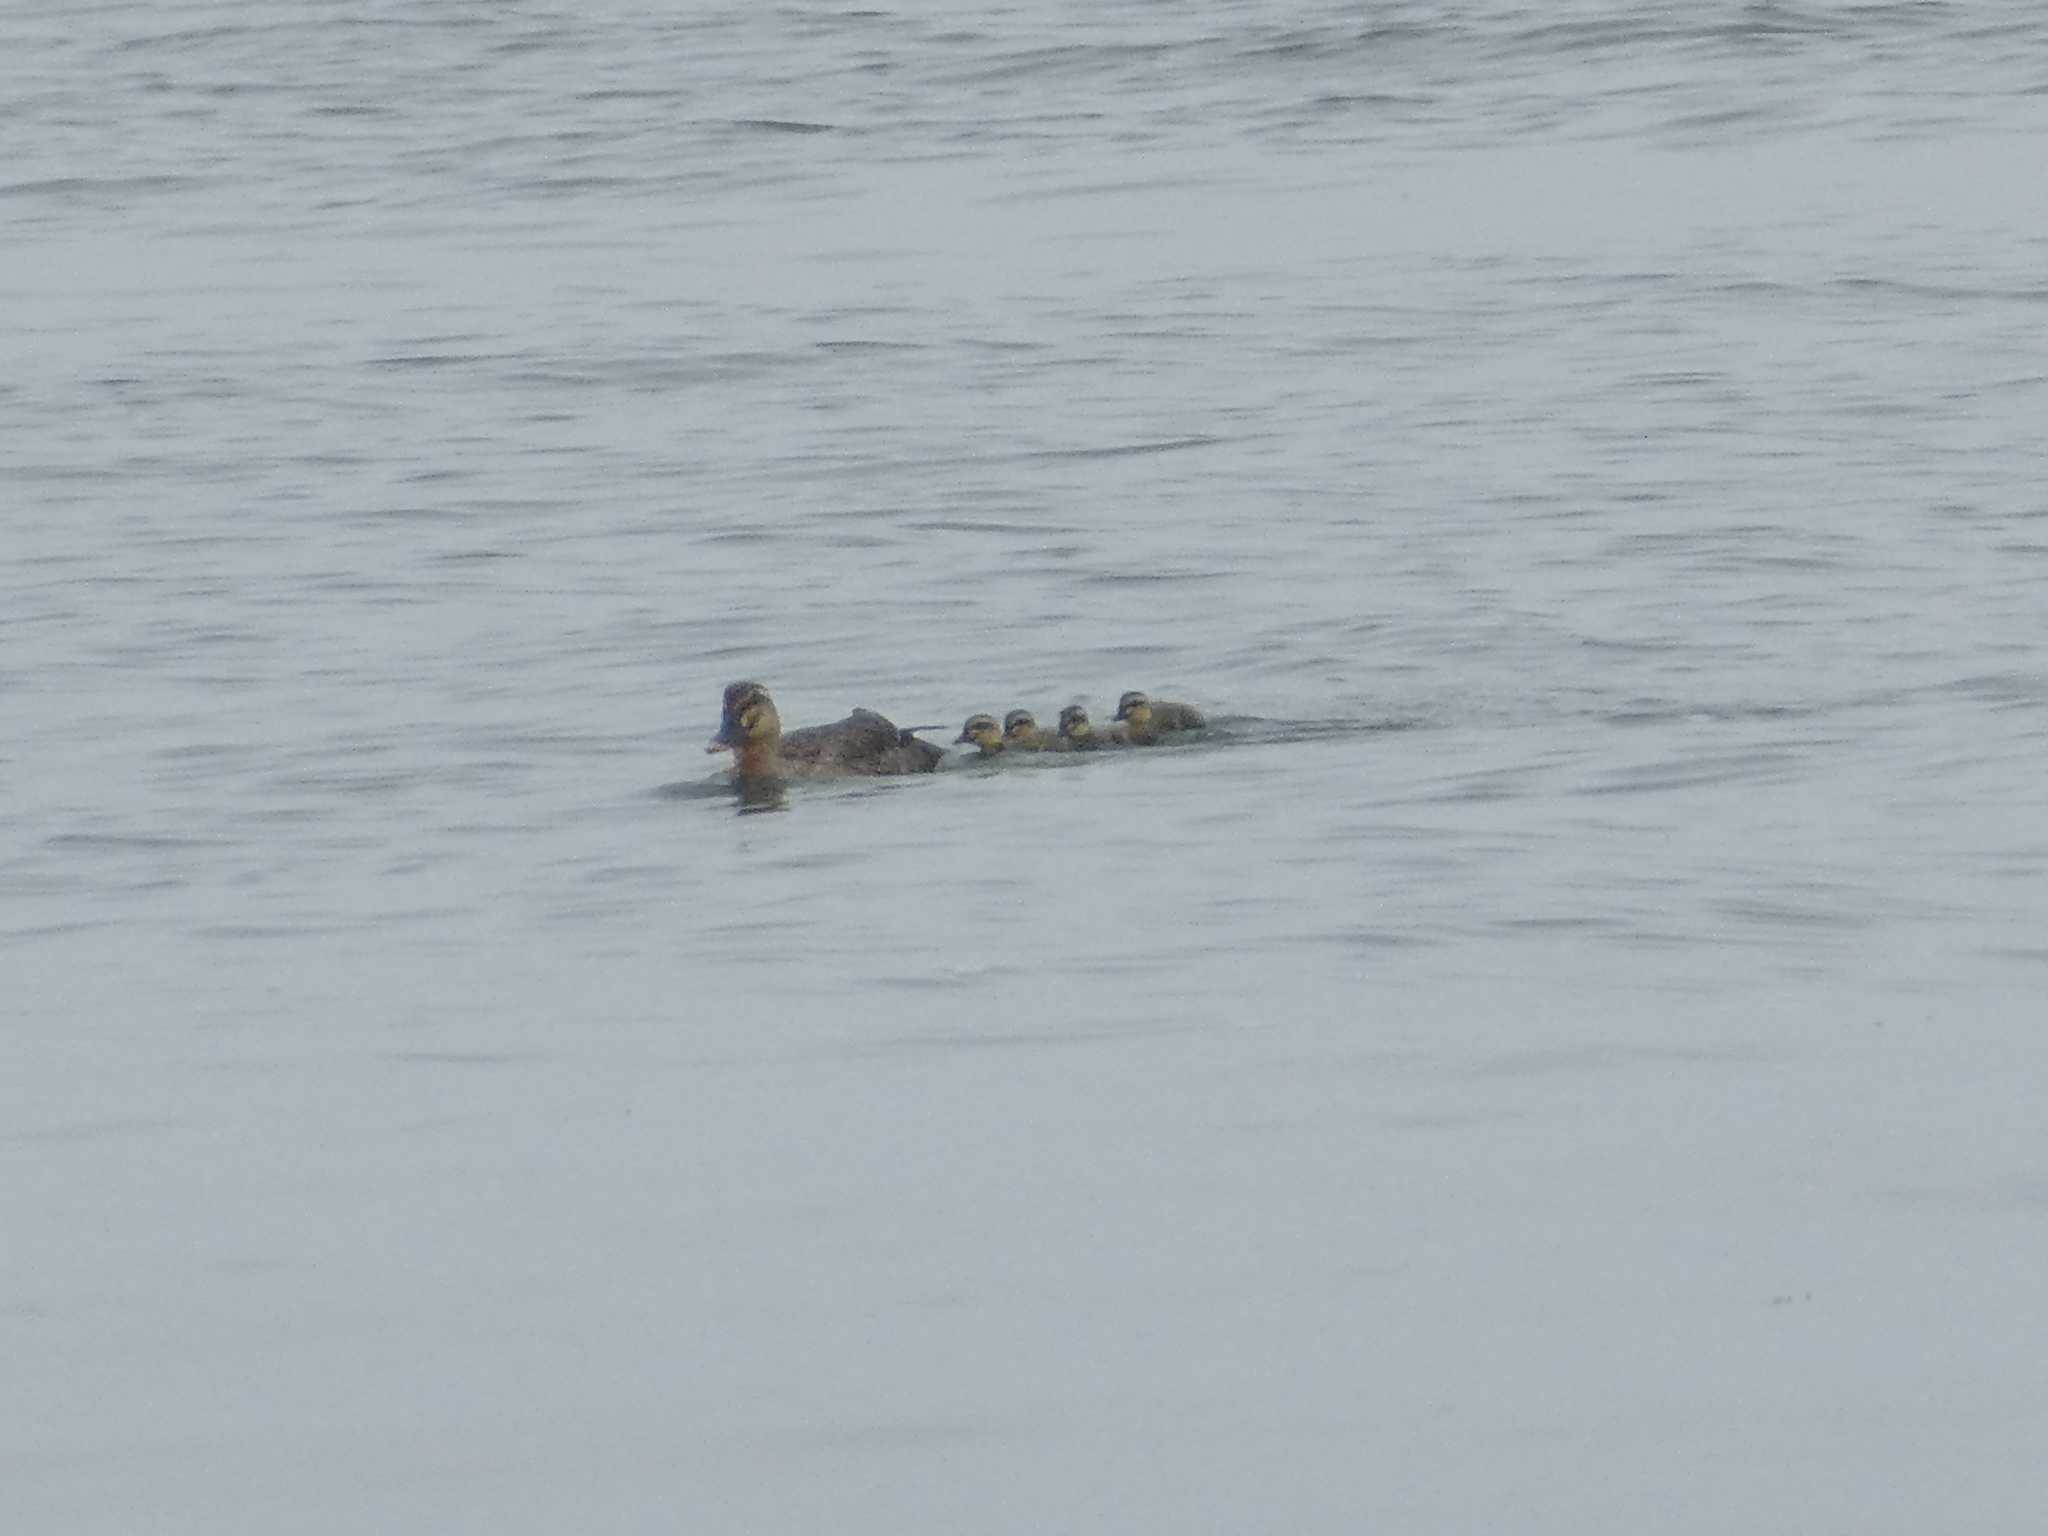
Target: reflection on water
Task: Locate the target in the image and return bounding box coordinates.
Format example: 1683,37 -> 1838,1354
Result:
657,771 -> 788,815
733,776 -> 789,816
663,714 -> 1430,813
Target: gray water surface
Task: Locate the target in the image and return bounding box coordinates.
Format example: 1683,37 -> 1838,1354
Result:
7,2 -> 2048,1531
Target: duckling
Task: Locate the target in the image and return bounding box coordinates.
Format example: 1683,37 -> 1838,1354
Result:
708,681 -> 943,778
1056,704 -> 1127,751
1002,709 -> 1061,751
955,713 -> 1006,757
1114,689 -> 1207,743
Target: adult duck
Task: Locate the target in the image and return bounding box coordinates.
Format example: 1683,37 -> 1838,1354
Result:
708,682 -> 942,778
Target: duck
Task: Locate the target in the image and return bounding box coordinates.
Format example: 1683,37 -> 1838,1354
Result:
1056,704 -> 1126,750
955,713 -> 1006,757
1002,709 -> 1061,751
1114,690 -> 1206,743
708,681 -> 943,778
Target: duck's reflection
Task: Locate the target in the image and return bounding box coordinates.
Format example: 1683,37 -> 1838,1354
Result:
732,775 -> 789,815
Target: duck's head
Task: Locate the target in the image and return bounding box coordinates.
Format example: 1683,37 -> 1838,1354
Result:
1057,704 -> 1094,743
1114,690 -> 1153,730
708,681 -> 780,753
1003,709 -> 1040,741
956,713 -> 1004,752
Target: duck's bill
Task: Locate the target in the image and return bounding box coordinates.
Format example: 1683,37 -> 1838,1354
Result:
953,732 -> 974,744
706,733 -> 733,753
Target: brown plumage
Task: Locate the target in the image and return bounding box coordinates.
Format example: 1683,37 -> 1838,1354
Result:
955,713 -> 1006,757
1113,690 -> 1206,743
1002,709 -> 1060,751
708,682 -> 942,778
1056,704 -> 1127,750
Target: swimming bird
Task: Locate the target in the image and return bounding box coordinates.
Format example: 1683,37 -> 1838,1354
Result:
708,682 -> 943,778
955,713 -> 1006,757
1056,704 -> 1125,750
1114,690 -> 1206,743
1002,709 -> 1060,750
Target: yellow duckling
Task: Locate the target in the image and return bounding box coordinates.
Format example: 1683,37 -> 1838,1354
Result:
1114,690 -> 1207,743
1056,704 -> 1127,750
1002,709 -> 1060,751
955,713 -> 1006,757
708,681 -> 942,778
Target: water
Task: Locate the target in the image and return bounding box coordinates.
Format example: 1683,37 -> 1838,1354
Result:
7,2 -> 2048,1529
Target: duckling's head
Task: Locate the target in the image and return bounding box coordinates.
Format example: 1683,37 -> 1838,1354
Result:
1003,709 -> 1040,741
956,713 -> 1004,752
1114,690 -> 1153,729
1057,704 -> 1094,742
708,681 -> 780,753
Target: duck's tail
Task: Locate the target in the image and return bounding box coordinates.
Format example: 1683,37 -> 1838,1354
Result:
899,729 -> 946,772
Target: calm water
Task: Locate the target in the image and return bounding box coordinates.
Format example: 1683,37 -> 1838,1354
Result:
7,2 -> 2048,1530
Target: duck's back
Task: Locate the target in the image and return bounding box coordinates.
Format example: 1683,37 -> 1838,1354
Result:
1153,701 -> 1207,730
781,709 -> 941,775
